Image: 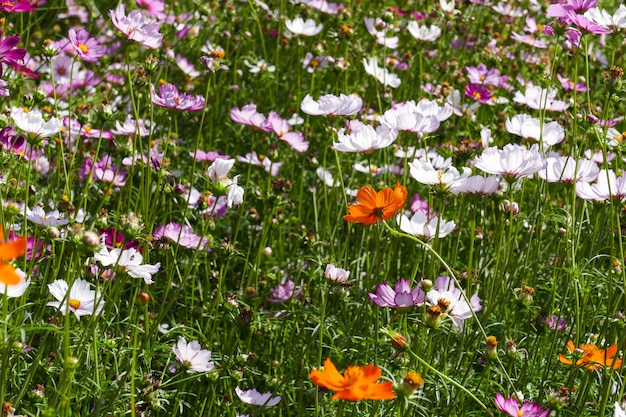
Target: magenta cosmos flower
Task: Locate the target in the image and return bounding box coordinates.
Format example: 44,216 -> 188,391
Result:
494,393 -> 550,417
0,30 -> 26,71
151,83 -> 205,111
68,28 -> 106,62
0,0 -> 36,13
369,279 -> 425,310
110,4 -> 163,49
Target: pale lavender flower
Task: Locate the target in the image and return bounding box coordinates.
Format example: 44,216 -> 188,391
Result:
230,104 -> 272,131
68,28 -> 106,62
235,387 -> 281,407
368,278 -> 425,309
153,223 -> 209,250
513,85 -> 570,111
26,206 -> 68,226
110,4 -> 163,49
112,115 -> 150,137
324,264 -> 350,283
268,279 -> 299,303
505,114 -> 564,147
576,169 -> 626,201
151,83 -> 205,111
237,151 -> 282,176
172,337 -> 215,373
450,175 -> 500,195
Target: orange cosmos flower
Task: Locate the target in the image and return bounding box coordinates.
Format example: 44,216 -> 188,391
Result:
559,340 -> 622,371
343,182 -> 407,225
0,227 -> 27,286
310,358 -> 396,401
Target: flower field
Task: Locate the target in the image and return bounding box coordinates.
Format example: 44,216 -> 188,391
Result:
0,0 -> 625,416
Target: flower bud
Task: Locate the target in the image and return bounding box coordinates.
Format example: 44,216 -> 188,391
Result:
82,231 -> 100,248
396,371 -> 424,397
426,305 -> 443,328
48,226 -> 60,239
420,279 -> 433,292
485,336 -> 498,361
505,340 -> 517,357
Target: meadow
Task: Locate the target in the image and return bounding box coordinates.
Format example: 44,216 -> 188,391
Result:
0,0 -> 625,416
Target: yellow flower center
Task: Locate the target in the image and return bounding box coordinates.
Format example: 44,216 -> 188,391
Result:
473,91 -> 482,100
78,43 -> 89,53
518,411 -> 524,417
68,299 -> 81,309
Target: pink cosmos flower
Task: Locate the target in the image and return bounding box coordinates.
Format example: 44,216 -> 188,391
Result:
265,111 -> 309,152
68,28 -> 106,62
513,85 -> 570,111
0,30 -> 27,71
230,104 -> 272,132
136,0 -> 166,20
494,393 -> 550,417
189,150 -> 231,162
268,279 -> 300,303
150,83 -> 205,111
465,83 -> 491,104
465,64 -> 507,87
369,279 -> 425,310
0,0 -> 36,13
324,264 -> 350,283
153,223 -> 209,250
566,11 -> 613,34
237,151 -> 283,176
110,4 -> 163,49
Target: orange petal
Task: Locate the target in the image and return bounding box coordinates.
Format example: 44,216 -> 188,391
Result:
355,186 -> 378,209
566,340 -> 575,353
360,381 -> 396,400
0,262 -> 22,286
558,353 -> 572,366
0,237 -> 27,261
310,358 -> 347,391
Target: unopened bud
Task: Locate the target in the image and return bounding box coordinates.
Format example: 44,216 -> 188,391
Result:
82,231 -> 100,248
485,336 -> 498,360
505,339 -> 517,357
397,371 -> 424,397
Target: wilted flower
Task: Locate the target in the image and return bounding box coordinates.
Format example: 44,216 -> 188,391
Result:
310,358 -> 395,400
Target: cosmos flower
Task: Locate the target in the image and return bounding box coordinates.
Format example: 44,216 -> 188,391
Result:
362,57 -> 401,88
172,337 -> 215,373
513,85 -> 570,112
0,0 -> 36,13
68,28 -> 106,62
0,226 -> 27,286
0,30 -> 27,70
11,108 -> 62,141
244,59 -> 275,73
425,276 -> 482,330
397,211 -> 456,240
494,393 -> 550,417
0,268 -> 29,297
26,206 -> 69,226
93,245 -> 161,284
300,93 -> 363,117
324,264 -> 350,283
310,358 -> 395,401
368,279 -> 425,309
407,21 -> 442,41
505,114 -> 564,146
344,182 -> 407,225
285,16 -> 323,36
450,175 -> 500,195
150,83 -> 205,111
473,144 -> 546,179
110,4 -> 163,49
153,223 -> 209,250
47,278 -> 104,320
333,121 -> 398,153
576,169 -> 626,201
230,104 -> 272,132
559,340 -> 622,370
538,156 -> 599,184
235,387 -> 281,407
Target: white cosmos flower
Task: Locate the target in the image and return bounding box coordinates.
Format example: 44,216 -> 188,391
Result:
584,5 -> 626,30
473,144 -> 546,178
397,211 -> 456,240
538,156 -> 599,184
0,268 -> 29,297
93,245 -> 161,284
285,16 -> 323,36
362,57 -> 401,88
207,158 -> 235,186
316,167 -> 340,187
227,175 -> 244,208
505,114 -> 564,146
26,206 -> 69,226
11,107 -> 62,140
409,159 -> 471,190
244,59 -> 275,73
300,93 -> 362,117
450,175 -> 500,195
576,169 -> 626,201
333,121 -> 398,152
47,278 -> 104,320
407,21 -> 442,41
173,337 -> 215,373
513,85 -> 569,112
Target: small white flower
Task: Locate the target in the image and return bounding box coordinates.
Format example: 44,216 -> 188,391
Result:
244,59 -> 275,73
26,206 -> 69,227
47,278 -> 104,320
227,175 -> 245,208
324,264 -> 350,283
208,159 -> 236,186
235,387 -> 281,407
398,211 -> 456,240
316,167 -> 340,187
333,121 -> 398,152
407,21 -> 442,41
173,337 -> 215,373
93,245 -> 161,285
